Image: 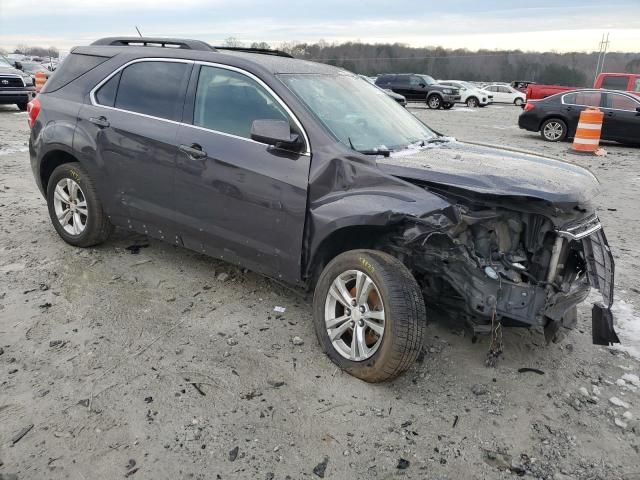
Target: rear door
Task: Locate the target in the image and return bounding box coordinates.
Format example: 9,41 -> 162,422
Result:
601,92 -> 640,142
560,91 -> 603,137
173,64 -> 311,282
78,59 -> 192,232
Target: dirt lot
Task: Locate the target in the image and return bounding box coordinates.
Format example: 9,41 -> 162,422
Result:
1,102 -> 639,480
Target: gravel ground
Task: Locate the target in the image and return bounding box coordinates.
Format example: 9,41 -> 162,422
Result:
1,102 -> 639,480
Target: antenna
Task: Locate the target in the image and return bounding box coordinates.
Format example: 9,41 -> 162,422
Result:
135,26 -> 143,38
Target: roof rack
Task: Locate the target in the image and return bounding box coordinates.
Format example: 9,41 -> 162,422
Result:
213,46 -> 293,58
91,37 -> 216,51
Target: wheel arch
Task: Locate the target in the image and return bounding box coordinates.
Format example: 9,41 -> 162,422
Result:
40,149 -> 80,193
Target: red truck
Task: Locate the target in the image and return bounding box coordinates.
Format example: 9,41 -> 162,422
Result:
525,73 -> 640,100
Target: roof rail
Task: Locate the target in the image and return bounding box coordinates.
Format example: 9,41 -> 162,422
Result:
213,46 -> 293,58
91,37 -> 216,51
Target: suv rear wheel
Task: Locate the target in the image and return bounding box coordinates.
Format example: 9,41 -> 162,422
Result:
466,97 -> 479,108
427,94 -> 442,109
514,97 -> 524,106
46,162 -> 113,247
312,250 -> 425,382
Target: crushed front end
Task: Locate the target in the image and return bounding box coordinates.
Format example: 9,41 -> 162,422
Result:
388,195 -> 618,346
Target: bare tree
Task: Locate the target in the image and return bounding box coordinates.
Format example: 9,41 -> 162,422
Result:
223,37 -> 244,48
250,42 -> 271,50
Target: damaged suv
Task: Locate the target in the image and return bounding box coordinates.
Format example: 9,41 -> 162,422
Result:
28,37 -> 618,382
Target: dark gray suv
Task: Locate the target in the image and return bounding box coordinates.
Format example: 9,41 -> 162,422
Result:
28,37 -> 618,382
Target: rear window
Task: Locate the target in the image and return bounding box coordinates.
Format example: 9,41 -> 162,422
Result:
111,61 -> 190,121
40,53 -> 111,93
600,75 -> 629,91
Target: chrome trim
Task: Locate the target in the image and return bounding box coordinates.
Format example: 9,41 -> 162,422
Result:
0,73 -> 26,87
89,57 -> 311,156
557,215 -> 603,241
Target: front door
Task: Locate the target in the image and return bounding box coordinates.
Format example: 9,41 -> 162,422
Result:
173,64 -> 311,283
77,59 -> 192,232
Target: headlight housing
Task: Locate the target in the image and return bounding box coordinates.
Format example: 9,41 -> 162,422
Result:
22,75 -> 34,86
442,89 -> 452,94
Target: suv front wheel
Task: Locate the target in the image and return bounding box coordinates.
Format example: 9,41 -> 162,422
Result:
46,162 -> 113,247
427,94 -> 442,109
312,250 -> 426,382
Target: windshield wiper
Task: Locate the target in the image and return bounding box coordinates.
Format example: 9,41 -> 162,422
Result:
348,137 -> 391,157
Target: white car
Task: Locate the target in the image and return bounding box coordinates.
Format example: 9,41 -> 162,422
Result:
481,84 -> 525,106
439,80 -> 492,108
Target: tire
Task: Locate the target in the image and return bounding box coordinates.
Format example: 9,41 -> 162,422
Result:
442,103 -> 454,110
427,94 -> 442,109
540,118 -> 568,142
46,162 -> 113,247
312,249 -> 426,383
514,97 -> 524,106
466,97 -> 479,108
17,102 -> 28,111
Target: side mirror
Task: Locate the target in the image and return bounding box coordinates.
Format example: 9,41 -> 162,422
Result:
251,119 -> 302,152
14,61 -> 23,70
418,83 -> 426,88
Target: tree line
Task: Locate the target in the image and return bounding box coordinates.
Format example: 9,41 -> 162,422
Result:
230,38 -> 640,87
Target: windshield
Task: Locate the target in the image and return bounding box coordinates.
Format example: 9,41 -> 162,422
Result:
419,74 -> 436,85
0,56 -> 12,68
280,74 -> 436,152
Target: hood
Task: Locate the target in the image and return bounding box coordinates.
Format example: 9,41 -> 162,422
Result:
376,140 -> 600,205
0,66 -> 23,76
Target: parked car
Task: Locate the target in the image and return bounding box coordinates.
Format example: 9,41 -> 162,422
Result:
19,61 -> 52,81
375,73 -> 461,109
511,80 -> 535,93
359,75 -> 407,107
481,84 -> 525,105
438,80 -> 492,107
0,54 -> 37,110
526,84 -> 574,101
518,89 -> 640,144
28,37 -> 618,382
594,73 -> 640,93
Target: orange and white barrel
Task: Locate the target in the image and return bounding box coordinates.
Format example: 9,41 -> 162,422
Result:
571,107 -> 603,153
35,71 -> 47,93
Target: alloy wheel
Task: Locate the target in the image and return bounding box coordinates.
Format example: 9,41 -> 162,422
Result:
53,178 -> 88,235
543,121 -> 564,141
324,269 -> 385,361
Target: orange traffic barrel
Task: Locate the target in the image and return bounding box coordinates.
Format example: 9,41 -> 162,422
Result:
35,71 -> 46,93
571,107 -> 603,153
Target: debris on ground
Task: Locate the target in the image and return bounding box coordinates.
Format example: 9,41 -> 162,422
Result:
313,457 -> 329,478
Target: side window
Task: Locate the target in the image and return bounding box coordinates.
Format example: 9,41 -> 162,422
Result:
113,61 -> 189,121
497,86 -> 509,93
562,93 -> 576,105
634,78 -> 640,92
395,75 -> 410,86
95,71 -> 120,107
573,91 -> 602,107
486,86 -> 497,92
600,75 -> 629,91
604,93 -> 639,111
193,66 -> 290,139
409,76 -> 423,86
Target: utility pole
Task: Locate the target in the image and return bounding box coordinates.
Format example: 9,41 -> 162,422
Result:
135,26 -> 143,38
593,32 -> 610,84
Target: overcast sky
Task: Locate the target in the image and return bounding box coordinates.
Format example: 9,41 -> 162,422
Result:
1,0 -> 639,53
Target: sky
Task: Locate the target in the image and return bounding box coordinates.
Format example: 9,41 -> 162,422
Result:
0,0 -> 639,53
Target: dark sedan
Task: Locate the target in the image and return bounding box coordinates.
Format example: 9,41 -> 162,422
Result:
519,89 -> 640,145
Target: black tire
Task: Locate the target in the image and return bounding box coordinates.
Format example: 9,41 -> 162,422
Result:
466,97 -> 479,108
312,249 -> 426,383
540,118 -> 568,142
514,97 -> 524,106
427,94 -> 442,109
46,162 -> 113,247
17,102 -> 28,111
442,103 -> 454,110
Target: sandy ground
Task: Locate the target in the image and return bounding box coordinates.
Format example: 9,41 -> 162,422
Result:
1,102 -> 639,480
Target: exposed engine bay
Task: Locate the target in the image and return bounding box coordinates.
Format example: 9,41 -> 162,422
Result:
385,186 -> 618,346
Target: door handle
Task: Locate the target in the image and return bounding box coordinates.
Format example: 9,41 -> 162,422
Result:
606,111 -> 614,117
89,116 -> 110,128
179,143 -> 207,160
